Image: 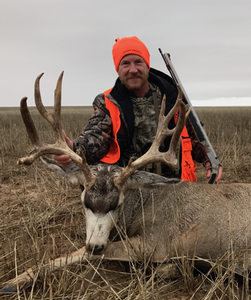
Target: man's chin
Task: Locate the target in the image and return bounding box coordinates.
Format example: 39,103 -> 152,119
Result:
128,85 -> 141,91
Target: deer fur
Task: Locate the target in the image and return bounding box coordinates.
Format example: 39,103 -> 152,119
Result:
2,160 -> 251,293
41,158 -> 251,266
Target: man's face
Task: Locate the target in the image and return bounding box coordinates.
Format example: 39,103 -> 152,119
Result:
117,54 -> 149,95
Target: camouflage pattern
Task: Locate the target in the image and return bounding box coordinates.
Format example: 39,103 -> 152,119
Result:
73,94 -> 113,164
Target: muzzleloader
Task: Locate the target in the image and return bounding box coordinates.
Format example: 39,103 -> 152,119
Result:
1,72 -> 251,294
159,49 -> 221,184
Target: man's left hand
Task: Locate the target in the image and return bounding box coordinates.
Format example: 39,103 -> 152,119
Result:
205,162 -> 223,184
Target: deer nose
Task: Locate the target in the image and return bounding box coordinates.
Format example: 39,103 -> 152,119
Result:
87,243 -> 105,255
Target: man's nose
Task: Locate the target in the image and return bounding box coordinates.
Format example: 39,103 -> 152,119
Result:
129,63 -> 138,73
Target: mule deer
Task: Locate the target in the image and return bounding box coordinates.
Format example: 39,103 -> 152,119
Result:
2,72 -> 251,294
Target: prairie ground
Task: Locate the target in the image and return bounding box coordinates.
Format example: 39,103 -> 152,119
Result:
0,105 -> 251,299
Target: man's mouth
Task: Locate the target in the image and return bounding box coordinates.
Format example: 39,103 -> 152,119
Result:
127,76 -> 141,80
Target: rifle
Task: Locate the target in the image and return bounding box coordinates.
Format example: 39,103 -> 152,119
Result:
159,49 -> 221,184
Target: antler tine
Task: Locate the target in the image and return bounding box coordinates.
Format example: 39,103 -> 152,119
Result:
34,73 -> 50,123
34,72 -> 65,142
114,84 -> 186,189
54,71 -> 63,118
20,97 -> 40,145
163,84 -> 186,154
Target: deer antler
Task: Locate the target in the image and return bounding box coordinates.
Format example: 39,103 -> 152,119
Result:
114,84 -> 188,188
18,72 -> 96,188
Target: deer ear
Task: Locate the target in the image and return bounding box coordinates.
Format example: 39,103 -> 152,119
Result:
40,156 -> 86,186
128,170 -> 181,189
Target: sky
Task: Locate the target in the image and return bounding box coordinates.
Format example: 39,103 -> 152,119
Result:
0,0 -> 250,107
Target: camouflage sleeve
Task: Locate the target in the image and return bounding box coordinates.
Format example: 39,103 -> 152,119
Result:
186,120 -> 208,165
73,94 -> 114,164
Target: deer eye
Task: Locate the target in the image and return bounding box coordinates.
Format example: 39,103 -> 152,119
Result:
79,184 -> 85,192
84,193 -> 93,211
109,201 -> 119,212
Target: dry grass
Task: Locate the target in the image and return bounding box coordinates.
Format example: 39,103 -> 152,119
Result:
195,107 -> 251,183
0,105 -> 251,299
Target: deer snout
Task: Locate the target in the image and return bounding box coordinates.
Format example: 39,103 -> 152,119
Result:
86,243 -> 105,255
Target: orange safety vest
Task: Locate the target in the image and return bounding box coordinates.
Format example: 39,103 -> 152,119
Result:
174,110 -> 197,182
101,89 -> 197,182
100,88 -> 121,164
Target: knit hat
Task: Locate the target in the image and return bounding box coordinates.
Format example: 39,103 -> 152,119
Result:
112,36 -> 150,71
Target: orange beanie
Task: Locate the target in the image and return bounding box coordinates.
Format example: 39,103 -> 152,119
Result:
112,36 -> 150,71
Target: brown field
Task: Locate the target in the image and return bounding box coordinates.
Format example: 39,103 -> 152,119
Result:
0,105 -> 251,299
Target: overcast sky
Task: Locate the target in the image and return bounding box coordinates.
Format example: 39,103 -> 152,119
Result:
0,0 -> 250,107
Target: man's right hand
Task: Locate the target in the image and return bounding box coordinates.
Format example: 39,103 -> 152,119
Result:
53,130 -> 73,167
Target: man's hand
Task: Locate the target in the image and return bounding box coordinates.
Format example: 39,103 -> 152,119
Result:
205,162 -> 223,185
53,130 -> 73,167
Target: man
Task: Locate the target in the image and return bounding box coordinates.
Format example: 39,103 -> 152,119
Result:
54,36 -> 222,183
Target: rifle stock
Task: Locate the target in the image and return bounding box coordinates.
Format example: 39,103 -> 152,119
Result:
159,49 -> 221,184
